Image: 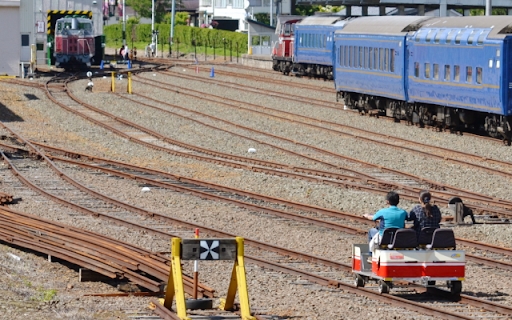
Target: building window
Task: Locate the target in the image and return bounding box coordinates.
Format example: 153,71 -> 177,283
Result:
233,0 -> 244,8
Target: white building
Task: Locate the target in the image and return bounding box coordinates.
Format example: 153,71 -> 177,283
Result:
0,0 -> 21,76
198,0 -> 292,32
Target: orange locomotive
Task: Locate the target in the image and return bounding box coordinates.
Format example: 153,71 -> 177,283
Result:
54,16 -> 95,69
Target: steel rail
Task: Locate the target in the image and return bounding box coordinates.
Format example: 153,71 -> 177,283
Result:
24,143 -> 512,261
130,76 -> 512,216
2,136 -> 510,319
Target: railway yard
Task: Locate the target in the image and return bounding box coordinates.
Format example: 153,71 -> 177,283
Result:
1,60 -> 512,320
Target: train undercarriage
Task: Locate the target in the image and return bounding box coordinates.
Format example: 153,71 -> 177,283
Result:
337,91 -> 512,145
292,63 -> 333,80
272,59 -> 333,79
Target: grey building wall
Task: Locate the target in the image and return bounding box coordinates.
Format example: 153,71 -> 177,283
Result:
0,1 -> 21,75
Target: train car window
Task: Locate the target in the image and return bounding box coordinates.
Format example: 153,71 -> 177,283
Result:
414,62 -> 419,77
324,35 -> 327,48
359,47 -> 363,68
433,64 -> 439,80
390,49 -> 395,72
467,31 -> 475,45
489,59 -> 493,68
444,65 -> 450,81
424,63 -> 430,78
414,31 -> 420,42
454,65 -> 460,82
369,48 -> 373,69
345,46 -> 349,67
496,60 -> 500,69
350,46 -> 354,68
374,47 -> 378,70
434,29 -> 443,43
426,30 -> 433,42
446,30 -> 457,44
476,67 -> 482,84
354,46 -> 358,68
466,66 -> 473,83
379,48 -> 384,71
477,32 -> 485,45
455,32 -> 463,45
364,47 -> 368,69
384,49 -> 389,71
496,49 -> 500,57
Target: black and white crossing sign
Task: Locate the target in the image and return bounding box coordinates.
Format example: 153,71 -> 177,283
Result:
200,240 -> 219,260
181,238 -> 237,261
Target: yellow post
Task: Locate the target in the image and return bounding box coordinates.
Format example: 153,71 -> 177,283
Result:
220,237 -> 255,320
163,238 -> 191,320
111,72 -> 115,92
127,72 -> 132,94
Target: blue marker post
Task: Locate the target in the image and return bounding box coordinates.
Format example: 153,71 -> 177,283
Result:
210,67 -> 215,78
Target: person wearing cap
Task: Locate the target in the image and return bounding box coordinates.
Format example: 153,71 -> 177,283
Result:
364,191 -> 407,253
407,190 -> 442,238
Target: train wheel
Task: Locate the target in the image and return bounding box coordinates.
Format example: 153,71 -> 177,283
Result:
450,281 -> 462,295
378,280 -> 390,294
354,274 -> 365,287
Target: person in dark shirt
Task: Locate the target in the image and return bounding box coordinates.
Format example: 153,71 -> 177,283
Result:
407,190 -> 442,238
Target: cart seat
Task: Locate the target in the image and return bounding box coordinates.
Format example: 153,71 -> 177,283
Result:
387,229 -> 418,250
378,228 -> 398,249
418,227 -> 437,248
426,228 -> 456,250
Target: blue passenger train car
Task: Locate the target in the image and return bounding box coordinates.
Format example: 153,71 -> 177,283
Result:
293,15 -> 349,79
333,16 -> 431,116
406,16 -> 512,138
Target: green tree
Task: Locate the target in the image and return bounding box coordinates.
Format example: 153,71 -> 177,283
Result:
125,0 -> 171,23
162,11 -> 189,25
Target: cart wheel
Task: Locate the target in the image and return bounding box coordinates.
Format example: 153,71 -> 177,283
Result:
378,281 -> 390,294
450,281 -> 462,296
354,274 -> 365,287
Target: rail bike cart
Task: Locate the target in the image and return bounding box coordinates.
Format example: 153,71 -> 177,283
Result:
352,228 -> 465,295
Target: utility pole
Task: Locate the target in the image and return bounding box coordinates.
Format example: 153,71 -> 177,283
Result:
151,0 -> 155,45
122,0 -> 126,46
170,0 -> 175,49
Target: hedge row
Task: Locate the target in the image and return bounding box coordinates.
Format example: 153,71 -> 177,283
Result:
104,24 -> 248,50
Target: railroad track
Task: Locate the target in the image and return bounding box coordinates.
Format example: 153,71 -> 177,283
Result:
7,74 -> 512,220
1,128 -> 512,319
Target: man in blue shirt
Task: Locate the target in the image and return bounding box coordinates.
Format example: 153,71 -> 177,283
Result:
364,191 -> 407,252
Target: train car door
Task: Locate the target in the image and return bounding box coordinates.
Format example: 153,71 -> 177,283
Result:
503,37 -> 512,115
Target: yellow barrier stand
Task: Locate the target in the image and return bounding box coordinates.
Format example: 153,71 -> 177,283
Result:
111,72 -> 115,92
161,237 -> 255,320
127,72 -> 132,94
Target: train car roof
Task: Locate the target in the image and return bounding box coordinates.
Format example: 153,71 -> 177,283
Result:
335,16 -> 433,36
298,15 -> 346,26
418,16 -> 512,39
